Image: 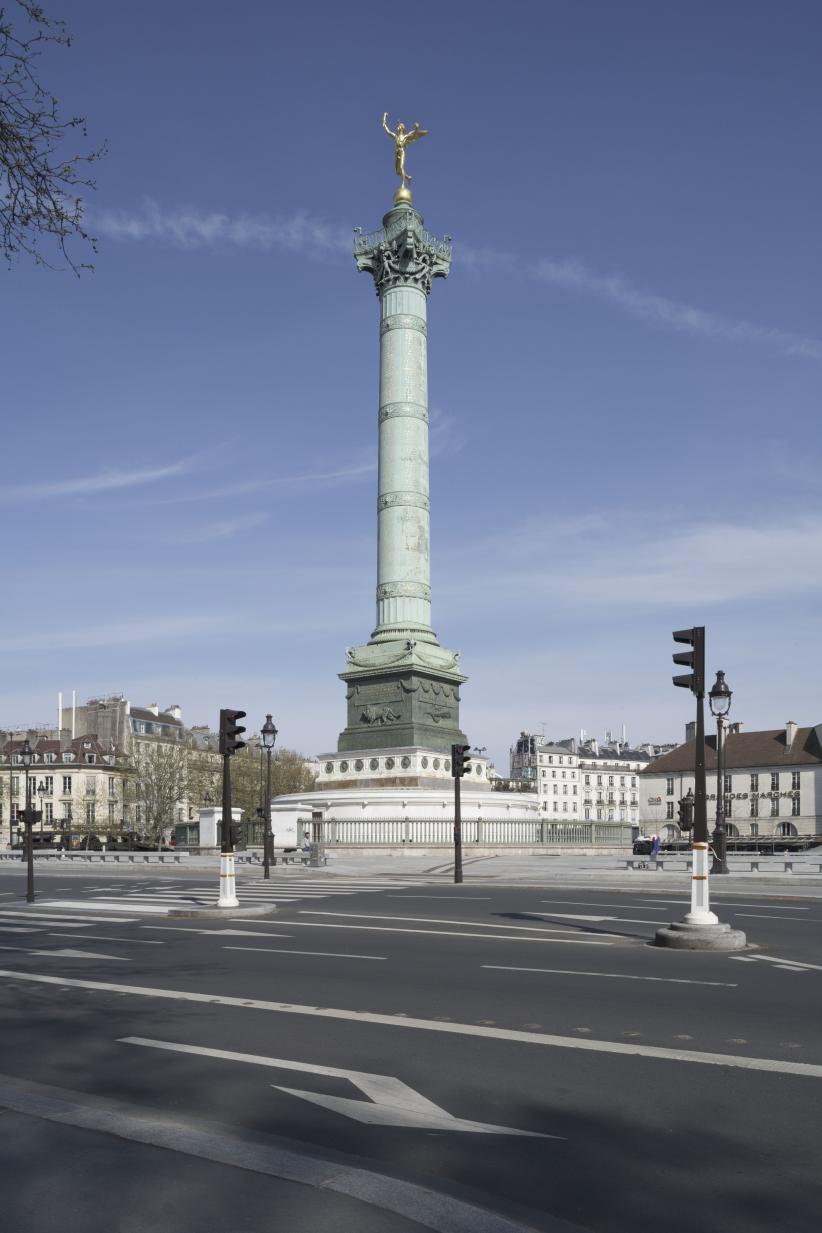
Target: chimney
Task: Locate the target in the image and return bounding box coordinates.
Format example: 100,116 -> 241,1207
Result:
590,737 -> 599,755
786,720 -> 797,748
147,703 -> 159,717
728,721 -> 744,735
685,721 -> 696,742
168,704 -> 182,721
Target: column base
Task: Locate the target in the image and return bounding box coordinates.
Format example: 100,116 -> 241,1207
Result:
654,921 -> 747,950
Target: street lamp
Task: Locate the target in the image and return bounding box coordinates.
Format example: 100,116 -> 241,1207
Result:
260,714 -> 278,880
708,669 -> 733,875
19,739 -> 35,903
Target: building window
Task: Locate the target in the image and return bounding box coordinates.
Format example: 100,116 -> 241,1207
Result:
723,773 -> 732,794
548,756 -> 553,764
750,797 -> 759,817
666,777 -> 674,796
44,752 -> 55,764
792,796 -> 801,817
750,773 -> 758,792
770,796 -> 779,817
791,771 -> 800,791
109,777 -> 116,796
584,774 -> 590,786
608,775 -> 614,787
44,803 -> 53,823
666,802 -> 674,819
750,822 -> 758,836
63,803 -> 73,821
770,772 -> 779,791
85,802 -> 96,825
597,775 -> 602,786
584,808 -> 590,820
85,753 -> 96,764
620,777 -> 625,787
43,775 -> 53,795
108,803 -> 116,825
62,776 -> 72,794
597,809 -> 603,820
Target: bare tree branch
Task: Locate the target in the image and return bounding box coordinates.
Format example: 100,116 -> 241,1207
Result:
0,1 -> 105,273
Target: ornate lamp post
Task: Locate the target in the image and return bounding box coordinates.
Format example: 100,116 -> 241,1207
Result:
260,715 -> 278,880
19,740 -> 36,903
709,670 -> 732,875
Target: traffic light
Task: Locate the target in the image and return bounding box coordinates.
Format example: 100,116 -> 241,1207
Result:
672,627 -> 705,696
451,743 -> 471,778
677,789 -> 694,832
219,708 -> 247,756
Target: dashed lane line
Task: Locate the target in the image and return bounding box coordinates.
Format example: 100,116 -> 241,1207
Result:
299,911 -> 613,935
223,947 -> 387,961
278,922 -> 616,945
1,969 -> 820,1079
482,965 -> 737,987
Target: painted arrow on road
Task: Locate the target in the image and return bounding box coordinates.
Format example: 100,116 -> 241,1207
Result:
121,1036 -> 558,1138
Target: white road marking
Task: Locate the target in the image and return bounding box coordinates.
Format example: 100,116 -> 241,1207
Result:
643,899 -> 811,911
540,899 -> 681,910
141,926 -> 293,937
386,896 -> 492,900
0,946 -> 132,961
120,1036 -> 555,1138
223,947 -> 387,961
33,901 -> 189,916
300,911 -> 609,935
534,913 -> 668,925
0,926 -> 44,933
0,910 -> 134,923
482,965 -> 738,987
3,969 -> 820,1079
285,922 -> 615,945
737,914 -> 822,922
54,933 -> 164,945
747,954 -> 822,972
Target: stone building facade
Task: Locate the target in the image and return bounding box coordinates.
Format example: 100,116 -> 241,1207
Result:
639,722 -> 822,841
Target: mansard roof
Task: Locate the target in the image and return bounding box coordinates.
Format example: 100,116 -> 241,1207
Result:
641,726 -> 822,774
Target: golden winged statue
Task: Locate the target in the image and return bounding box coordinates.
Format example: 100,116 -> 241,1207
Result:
382,113 -> 428,189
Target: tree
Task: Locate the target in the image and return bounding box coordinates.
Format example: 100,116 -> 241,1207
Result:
225,742 -> 317,823
1,2 -> 104,272
129,739 -> 188,847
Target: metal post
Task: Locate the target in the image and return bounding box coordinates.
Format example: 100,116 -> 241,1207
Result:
24,766 -> 34,903
218,750 -> 238,908
263,744 -> 273,879
711,714 -> 729,874
453,773 -> 463,884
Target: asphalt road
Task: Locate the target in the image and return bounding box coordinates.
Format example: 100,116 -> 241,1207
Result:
1,866 -> 820,1233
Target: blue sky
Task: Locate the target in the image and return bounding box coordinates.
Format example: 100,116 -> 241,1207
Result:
3,0 -> 820,767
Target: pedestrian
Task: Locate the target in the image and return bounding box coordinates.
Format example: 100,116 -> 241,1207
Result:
650,833 -> 661,869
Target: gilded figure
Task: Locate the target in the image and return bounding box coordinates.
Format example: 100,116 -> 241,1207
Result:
382,113 -> 428,186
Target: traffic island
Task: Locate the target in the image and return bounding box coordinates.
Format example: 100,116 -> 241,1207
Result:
654,920 -> 747,950
167,905 -> 279,920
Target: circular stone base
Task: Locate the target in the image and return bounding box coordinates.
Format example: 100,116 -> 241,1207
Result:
654,921 -> 747,951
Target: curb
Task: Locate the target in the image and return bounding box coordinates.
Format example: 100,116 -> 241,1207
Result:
166,905 -> 279,920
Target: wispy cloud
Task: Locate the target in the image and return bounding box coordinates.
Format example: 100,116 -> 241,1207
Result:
95,199 -> 822,362
533,257 -> 822,362
94,198 -> 349,258
441,511 -> 822,612
461,243 -> 822,363
0,615 -> 226,653
144,451 -> 377,505
167,512 -> 268,545
0,456 -> 198,503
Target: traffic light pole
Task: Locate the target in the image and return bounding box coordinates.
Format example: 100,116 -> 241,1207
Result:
218,749 -> 239,909
453,772 -> 463,884
684,688 -> 718,926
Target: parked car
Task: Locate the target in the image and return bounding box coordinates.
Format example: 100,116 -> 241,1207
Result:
632,837 -> 653,855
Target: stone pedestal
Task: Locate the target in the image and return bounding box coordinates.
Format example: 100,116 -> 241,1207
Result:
654,921 -> 747,951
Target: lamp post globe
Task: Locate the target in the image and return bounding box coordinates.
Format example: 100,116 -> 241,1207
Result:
260,715 -> 277,879
708,670 -> 732,875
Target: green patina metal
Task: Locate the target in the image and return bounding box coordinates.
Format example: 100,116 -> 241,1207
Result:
338,200 -> 466,755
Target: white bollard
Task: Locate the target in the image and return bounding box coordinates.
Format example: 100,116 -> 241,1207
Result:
217,851 -> 239,909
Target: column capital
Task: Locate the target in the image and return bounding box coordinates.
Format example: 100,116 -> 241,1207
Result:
354,204 -> 452,296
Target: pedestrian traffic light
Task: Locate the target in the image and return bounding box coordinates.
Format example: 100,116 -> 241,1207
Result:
219,708 -> 247,756
672,627 -> 705,696
677,789 -> 694,832
451,743 -> 471,778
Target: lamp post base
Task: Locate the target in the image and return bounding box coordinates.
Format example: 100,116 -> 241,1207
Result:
654,920 -> 747,951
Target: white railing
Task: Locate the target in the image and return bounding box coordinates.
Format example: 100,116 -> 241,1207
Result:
320,819 -> 629,847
